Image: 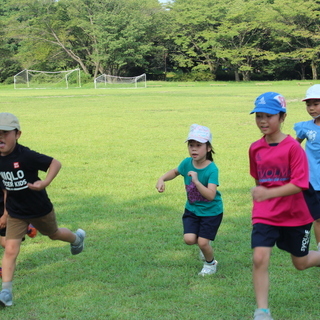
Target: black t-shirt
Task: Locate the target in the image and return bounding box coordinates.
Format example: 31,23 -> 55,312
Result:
0,144 -> 54,219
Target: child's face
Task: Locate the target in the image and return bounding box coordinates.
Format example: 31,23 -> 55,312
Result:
255,112 -> 285,135
0,130 -> 21,156
187,140 -> 210,161
305,99 -> 320,119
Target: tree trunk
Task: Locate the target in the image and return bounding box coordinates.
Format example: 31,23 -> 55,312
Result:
234,70 -> 240,81
311,60 -> 318,80
242,71 -> 250,81
300,64 -> 306,80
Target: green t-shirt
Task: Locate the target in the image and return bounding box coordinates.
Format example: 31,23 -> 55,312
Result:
178,157 -> 223,217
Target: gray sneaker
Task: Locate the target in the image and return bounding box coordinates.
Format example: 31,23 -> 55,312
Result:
71,229 -> 86,255
253,309 -> 273,320
0,289 -> 12,307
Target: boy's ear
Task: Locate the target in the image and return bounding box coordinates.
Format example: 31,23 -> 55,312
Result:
16,130 -> 21,139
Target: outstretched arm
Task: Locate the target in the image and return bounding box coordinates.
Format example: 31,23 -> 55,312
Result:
28,159 -> 62,191
156,168 -> 180,193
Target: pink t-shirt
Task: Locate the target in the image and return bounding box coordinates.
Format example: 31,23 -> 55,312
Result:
249,135 -> 313,226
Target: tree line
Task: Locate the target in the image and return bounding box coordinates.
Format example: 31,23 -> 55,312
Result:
1,0 -> 320,83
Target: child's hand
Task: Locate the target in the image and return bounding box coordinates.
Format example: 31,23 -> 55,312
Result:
0,214 -> 7,229
251,186 -> 270,202
188,171 -> 199,183
27,180 -> 47,191
156,179 -> 165,193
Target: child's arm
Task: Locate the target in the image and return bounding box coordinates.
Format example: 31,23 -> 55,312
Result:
0,190 -> 8,229
251,183 -> 302,202
156,168 -> 180,193
296,137 -> 304,144
188,171 -> 217,201
27,158 -> 62,191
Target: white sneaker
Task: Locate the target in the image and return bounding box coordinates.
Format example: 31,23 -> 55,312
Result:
198,260 -> 218,276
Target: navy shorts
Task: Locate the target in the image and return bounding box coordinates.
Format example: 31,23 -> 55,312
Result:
251,223 -> 312,257
303,183 -> 320,220
182,209 -> 223,241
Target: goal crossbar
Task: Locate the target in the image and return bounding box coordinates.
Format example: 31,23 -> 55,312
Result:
14,68 -> 81,89
94,73 -> 146,89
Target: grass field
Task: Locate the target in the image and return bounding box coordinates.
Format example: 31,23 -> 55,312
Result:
0,81 -> 319,320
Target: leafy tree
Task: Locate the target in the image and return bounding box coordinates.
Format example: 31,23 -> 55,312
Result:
214,0 -> 275,81
167,0 -> 227,80
269,0 -> 320,80
4,0 -> 165,77
0,0 -> 22,82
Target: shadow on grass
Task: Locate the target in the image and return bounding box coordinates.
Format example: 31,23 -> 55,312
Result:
10,187 -> 320,319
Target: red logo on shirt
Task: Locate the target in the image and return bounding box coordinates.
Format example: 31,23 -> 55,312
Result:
13,162 -> 20,169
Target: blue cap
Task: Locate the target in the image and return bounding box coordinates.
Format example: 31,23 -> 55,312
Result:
250,92 -> 287,114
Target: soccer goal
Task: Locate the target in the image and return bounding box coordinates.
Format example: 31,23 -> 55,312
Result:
94,73 -> 146,89
14,68 -> 81,89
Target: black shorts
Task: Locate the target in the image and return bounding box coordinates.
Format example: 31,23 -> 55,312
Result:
182,209 -> 223,241
251,223 -> 312,257
303,183 -> 320,220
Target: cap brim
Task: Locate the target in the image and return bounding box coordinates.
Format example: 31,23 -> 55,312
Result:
0,126 -> 18,131
250,107 -> 280,115
185,138 -> 208,143
302,97 -> 320,101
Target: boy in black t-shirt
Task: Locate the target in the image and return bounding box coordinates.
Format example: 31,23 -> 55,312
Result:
0,113 -> 86,307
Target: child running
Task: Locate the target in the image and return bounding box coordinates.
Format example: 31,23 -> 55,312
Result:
156,124 -> 223,276
0,112 -> 86,307
249,92 -> 320,320
294,84 -> 320,250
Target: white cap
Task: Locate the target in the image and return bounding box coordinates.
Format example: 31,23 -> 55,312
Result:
302,84 -> 320,101
185,124 -> 212,143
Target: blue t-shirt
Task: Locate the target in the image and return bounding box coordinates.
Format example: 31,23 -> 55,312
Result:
177,157 -> 223,217
294,120 -> 320,190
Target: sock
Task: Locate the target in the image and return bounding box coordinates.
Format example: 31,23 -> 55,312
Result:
205,259 -> 215,264
72,233 -> 80,246
2,282 -> 13,293
258,308 -> 270,314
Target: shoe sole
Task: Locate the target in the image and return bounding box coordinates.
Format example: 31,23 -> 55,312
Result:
0,300 -> 12,307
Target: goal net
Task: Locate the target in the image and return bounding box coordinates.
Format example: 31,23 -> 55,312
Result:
14,68 -> 81,89
94,73 -> 146,89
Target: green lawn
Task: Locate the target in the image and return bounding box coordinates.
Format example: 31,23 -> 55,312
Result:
0,81 -> 318,320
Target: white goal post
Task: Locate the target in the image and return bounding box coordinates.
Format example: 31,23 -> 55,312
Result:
94,73 -> 146,89
14,68 -> 81,89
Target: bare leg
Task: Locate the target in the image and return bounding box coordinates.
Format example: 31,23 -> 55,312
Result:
253,247 -> 272,309
2,239 -> 22,282
291,250 -> 320,270
314,219 -> 320,247
48,227 -> 76,243
183,233 -> 197,245
198,237 -> 213,261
